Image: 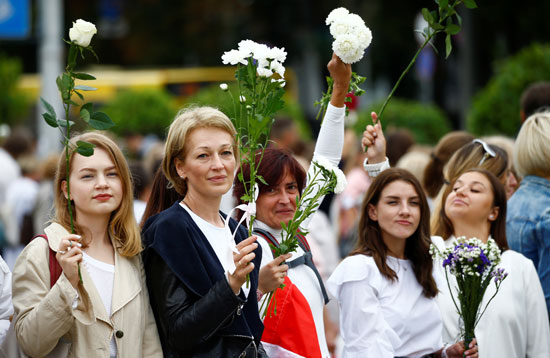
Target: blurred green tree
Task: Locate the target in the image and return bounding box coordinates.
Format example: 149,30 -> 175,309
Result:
0,55 -> 30,127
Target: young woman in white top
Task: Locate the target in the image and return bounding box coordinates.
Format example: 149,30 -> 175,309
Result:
432,168 -> 550,358
12,132 -> 161,357
327,168 -> 478,358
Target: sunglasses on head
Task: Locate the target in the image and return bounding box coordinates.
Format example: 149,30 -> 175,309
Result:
473,139 -> 496,166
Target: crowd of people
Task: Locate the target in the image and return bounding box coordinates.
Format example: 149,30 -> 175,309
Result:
0,58 -> 549,357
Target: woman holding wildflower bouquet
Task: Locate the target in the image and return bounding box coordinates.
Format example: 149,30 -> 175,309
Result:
432,168 -> 550,357
232,53 -> 351,358
11,133 -> 162,357
327,168 -> 477,358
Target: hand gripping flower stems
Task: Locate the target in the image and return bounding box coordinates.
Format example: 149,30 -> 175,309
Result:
260,158 -> 346,318
221,40 -> 287,285
431,236 -> 507,351
40,19 -> 115,281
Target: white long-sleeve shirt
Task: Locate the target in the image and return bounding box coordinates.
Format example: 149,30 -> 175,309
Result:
327,254 -> 443,358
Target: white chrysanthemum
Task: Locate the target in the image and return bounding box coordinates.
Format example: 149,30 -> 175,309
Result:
356,26 -> 373,49
270,61 -> 285,77
221,49 -> 248,65
257,67 -> 273,77
326,7 -> 350,25
238,39 -> 259,57
333,167 -> 347,194
330,19 -> 354,37
332,34 -> 364,64
266,47 -> 287,63
347,13 -> 366,28
252,43 -> 270,62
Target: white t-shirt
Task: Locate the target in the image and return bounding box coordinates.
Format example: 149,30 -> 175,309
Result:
432,236 -> 550,358
181,203 -> 250,298
82,252 -> 116,358
327,254 -> 443,358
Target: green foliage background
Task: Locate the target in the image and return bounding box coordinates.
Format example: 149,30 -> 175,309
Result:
0,55 -> 30,126
103,89 -> 177,137
184,83 -> 311,139
467,43 -> 550,136
355,98 -> 451,145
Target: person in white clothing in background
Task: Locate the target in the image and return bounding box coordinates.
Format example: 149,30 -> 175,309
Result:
432,168 -> 550,358
328,168 -> 477,358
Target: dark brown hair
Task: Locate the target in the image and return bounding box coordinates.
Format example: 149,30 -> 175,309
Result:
437,168 -> 509,251
233,148 -> 306,212
352,168 -> 438,298
139,166 -> 182,228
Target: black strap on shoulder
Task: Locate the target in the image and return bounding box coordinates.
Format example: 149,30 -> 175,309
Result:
253,228 -> 329,304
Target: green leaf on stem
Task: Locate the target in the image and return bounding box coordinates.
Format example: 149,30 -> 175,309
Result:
422,8 -> 434,24
40,97 -> 56,117
256,175 -> 268,185
439,0 -> 449,8
72,72 -> 96,80
445,33 -> 453,59
89,111 -> 115,130
80,108 -> 90,123
74,91 -> 84,100
68,44 -> 78,69
63,99 -> 79,106
74,85 -> 97,91
42,113 -> 58,128
463,0 -> 478,9
76,140 -> 95,157
446,23 -> 461,35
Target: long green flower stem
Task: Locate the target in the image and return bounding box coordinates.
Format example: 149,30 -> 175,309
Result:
378,0 -> 462,118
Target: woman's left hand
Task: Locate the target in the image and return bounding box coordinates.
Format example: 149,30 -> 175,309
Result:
445,338 -> 478,358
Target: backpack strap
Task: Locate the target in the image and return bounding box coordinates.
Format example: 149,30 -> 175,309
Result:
32,234 -> 63,287
254,228 -> 329,304
253,228 -> 280,255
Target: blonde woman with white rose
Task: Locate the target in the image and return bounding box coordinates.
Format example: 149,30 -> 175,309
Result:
11,133 -> 162,358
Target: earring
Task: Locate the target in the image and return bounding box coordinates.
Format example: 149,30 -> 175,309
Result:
489,215 -> 495,220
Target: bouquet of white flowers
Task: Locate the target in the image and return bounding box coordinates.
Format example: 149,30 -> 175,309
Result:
431,236 -> 507,351
315,7 -> 372,120
221,40 -> 287,237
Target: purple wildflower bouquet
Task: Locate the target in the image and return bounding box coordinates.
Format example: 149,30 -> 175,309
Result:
430,237 -> 507,351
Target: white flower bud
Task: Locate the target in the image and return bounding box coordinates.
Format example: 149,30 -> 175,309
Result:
69,19 -> 97,47
220,83 -> 229,91
239,95 -> 246,103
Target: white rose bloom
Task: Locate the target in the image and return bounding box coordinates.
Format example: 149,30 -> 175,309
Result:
219,83 -> 228,91
69,19 -> 97,47
270,61 -> 285,77
326,7 -> 350,25
333,167 -> 347,194
333,34 -> 364,64
257,67 -> 273,77
221,49 -> 248,65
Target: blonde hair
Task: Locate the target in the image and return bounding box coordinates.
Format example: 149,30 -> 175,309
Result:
514,111 -> 550,178
162,106 -> 238,196
396,146 -> 431,186
430,140 -> 508,237
54,132 -> 142,257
